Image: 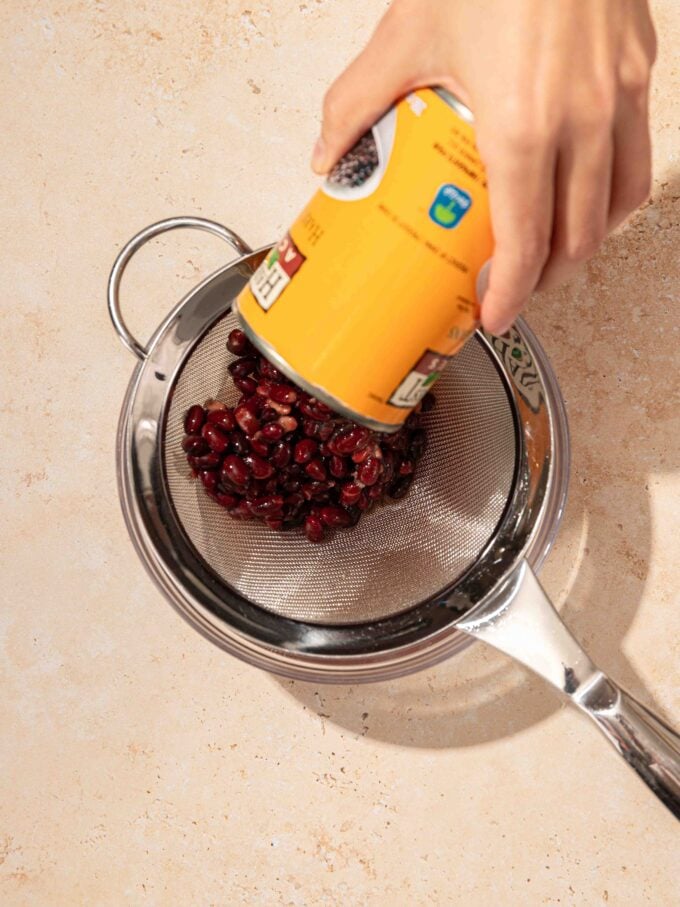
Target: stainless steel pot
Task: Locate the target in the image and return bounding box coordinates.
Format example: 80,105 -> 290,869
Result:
109,217 -> 680,818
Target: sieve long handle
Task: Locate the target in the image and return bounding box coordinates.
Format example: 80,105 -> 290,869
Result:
456,560 -> 680,820
108,216 -> 252,360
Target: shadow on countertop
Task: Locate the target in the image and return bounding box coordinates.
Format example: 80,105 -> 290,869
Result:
271,171 -> 680,749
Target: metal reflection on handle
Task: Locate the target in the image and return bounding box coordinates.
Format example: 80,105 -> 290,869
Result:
456,561 -> 680,820
107,216 -> 252,360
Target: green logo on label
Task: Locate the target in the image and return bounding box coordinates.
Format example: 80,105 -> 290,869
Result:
429,184 -> 472,229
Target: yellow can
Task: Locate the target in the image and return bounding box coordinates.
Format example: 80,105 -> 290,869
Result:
234,88 -> 493,432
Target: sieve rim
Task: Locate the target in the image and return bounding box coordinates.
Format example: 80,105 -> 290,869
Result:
114,242 -> 569,683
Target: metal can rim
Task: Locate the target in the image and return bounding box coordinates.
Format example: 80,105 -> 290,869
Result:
433,86 -> 474,124
233,298 -> 403,433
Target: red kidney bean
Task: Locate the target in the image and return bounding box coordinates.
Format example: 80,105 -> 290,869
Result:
248,494 -> 284,517
399,459 -> 414,476
245,454 -> 274,480
192,452 -> 222,470
184,404 -> 205,434
234,403 -> 260,437
319,506 -> 352,528
304,514 -> 324,543
246,395 -> 264,414
221,454 -> 250,486
257,358 -> 284,381
303,420 -> 335,441
229,499 -> 255,520
207,409 -> 236,431
317,422 -> 335,441
294,439 -> 317,464
330,426 -> 370,455
262,422 -> 284,441
230,430 -> 248,456
218,477 -> 238,494
228,356 -> 257,378
304,481 -> 333,501
298,399 -> 316,420
305,458 -> 327,482
182,434 -> 209,455
278,416 -> 298,434
271,441 -> 292,469
227,328 -> 252,356
234,375 -> 258,396
270,384 -> 297,404
268,399 -> 291,416
329,455 -> 349,478
248,435 -> 270,458
199,469 -> 218,493
201,422 -> 231,453
260,406 -> 279,423
340,482 -> 362,506
216,491 -> 238,509
315,401 -> 332,417
204,398 -> 227,412
357,456 -> 381,486
351,445 -> 372,464
299,399 -> 330,421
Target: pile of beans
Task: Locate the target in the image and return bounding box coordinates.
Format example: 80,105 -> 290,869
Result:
327,131 -> 380,189
181,328 -> 434,543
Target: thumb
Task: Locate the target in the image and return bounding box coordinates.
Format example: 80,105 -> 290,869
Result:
312,16 -> 418,174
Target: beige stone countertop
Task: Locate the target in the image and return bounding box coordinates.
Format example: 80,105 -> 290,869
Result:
2,1 -> 679,904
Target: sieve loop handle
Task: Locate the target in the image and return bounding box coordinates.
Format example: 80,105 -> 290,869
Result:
456,561 -> 680,820
108,216 -> 252,360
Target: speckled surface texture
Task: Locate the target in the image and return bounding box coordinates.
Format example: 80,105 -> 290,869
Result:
1,1 -> 679,904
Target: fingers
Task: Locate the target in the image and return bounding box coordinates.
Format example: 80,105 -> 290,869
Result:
312,12 -> 418,173
535,123 -> 614,292
479,133 -> 556,336
608,89 -> 652,230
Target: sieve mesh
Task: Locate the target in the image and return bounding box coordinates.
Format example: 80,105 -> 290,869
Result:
164,311 -> 517,625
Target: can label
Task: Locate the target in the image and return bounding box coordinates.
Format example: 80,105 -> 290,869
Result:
250,234 -> 306,311
389,350 -> 451,408
235,88 -> 493,431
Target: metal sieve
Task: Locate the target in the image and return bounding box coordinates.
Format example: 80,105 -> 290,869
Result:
165,312 -> 516,625
110,217 -> 679,817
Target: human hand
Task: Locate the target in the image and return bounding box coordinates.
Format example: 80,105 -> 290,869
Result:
311,0 -> 656,334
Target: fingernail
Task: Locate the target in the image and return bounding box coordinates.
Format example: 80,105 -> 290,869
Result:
311,136 -> 327,174
481,304 -> 514,337
487,317 -> 514,337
